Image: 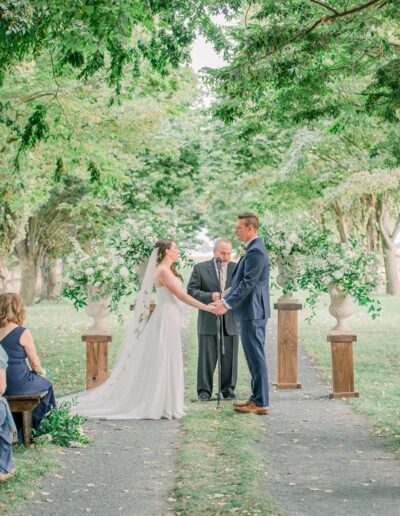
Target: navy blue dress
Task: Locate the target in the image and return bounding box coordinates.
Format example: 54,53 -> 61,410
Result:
1,327 -> 56,434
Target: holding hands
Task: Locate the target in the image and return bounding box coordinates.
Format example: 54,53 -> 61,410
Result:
209,300 -> 228,315
201,301 -> 228,314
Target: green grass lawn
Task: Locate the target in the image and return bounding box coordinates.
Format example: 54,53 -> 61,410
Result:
174,316 -> 278,515
298,292 -> 400,451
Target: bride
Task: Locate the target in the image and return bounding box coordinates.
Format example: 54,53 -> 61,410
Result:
68,239 -> 214,420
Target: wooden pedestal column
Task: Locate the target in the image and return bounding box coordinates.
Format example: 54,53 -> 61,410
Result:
81,334 -> 112,390
273,301 -> 302,389
327,334 -> 359,399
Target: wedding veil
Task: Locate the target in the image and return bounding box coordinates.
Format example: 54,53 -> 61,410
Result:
64,248 -> 159,415
112,247 -> 158,370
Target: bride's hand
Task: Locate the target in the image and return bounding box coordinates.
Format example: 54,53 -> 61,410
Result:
204,304 -> 216,313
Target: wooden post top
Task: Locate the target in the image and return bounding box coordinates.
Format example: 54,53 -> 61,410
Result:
327,334 -> 357,342
274,302 -> 303,311
81,335 -> 112,342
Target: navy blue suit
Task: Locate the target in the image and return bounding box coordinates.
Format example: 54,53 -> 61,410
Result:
224,237 -> 270,407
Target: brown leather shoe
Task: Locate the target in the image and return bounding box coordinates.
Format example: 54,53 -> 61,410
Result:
234,401 -> 269,415
233,399 -> 253,408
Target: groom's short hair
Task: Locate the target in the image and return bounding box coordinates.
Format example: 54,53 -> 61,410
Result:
238,212 -> 259,230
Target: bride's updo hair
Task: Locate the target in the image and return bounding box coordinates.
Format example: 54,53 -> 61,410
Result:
154,239 -> 183,281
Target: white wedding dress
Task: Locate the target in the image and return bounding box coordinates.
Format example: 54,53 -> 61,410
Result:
67,249 -> 185,420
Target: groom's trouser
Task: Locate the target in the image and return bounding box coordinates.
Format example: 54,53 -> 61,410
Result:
197,334 -> 239,397
238,319 -> 269,407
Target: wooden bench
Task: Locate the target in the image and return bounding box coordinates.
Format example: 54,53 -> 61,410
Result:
5,391 -> 48,447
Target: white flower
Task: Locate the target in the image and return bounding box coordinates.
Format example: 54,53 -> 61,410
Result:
120,229 -> 130,240
119,266 -> 129,278
143,226 -> 152,236
67,280 -> 75,286
136,193 -> 146,200
126,219 -> 138,230
96,256 -> 107,264
85,267 -> 95,276
288,232 -> 299,244
333,270 -> 344,280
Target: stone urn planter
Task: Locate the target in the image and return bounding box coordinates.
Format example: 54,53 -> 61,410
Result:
274,256 -> 302,390
85,285 -> 111,336
328,284 -> 355,335
276,256 -> 298,302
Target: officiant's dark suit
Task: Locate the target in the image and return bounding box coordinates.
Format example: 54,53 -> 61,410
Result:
187,241 -> 239,400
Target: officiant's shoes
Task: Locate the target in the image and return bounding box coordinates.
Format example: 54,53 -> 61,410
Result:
198,391 -> 211,402
234,401 -> 269,415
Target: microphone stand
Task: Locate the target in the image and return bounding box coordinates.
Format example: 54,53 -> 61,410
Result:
216,259 -> 225,409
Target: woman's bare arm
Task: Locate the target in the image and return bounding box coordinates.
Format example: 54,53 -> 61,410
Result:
0,370 -> 6,395
19,329 -> 43,373
157,267 -> 214,312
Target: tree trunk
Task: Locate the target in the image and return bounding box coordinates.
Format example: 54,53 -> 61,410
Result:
15,250 -> 39,306
377,197 -> 400,296
0,255 -> 9,293
14,217 -> 43,305
40,256 -> 61,300
331,201 -> 348,243
362,194 -> 379,253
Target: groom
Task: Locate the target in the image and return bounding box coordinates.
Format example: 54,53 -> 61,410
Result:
212,212 -> 270,414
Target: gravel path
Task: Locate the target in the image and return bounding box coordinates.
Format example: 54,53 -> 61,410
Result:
18,419 -> 180,516
260,319 -> 400,516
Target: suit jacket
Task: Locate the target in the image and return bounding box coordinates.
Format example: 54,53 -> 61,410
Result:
187,259 -> 239,336
224,237 -> 270,322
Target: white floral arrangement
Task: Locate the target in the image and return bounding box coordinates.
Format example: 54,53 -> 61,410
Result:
62,245 -> 135,312
107,217 -> 179,270
62,214 -> 190,311
259,216 -> 330,296
259,216 -> 380,318
297,237 -> 381,318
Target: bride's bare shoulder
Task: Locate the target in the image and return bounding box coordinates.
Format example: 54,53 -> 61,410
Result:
154,264 -> 172,286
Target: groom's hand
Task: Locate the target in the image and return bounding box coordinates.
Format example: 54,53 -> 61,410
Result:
212,303 -> 228,315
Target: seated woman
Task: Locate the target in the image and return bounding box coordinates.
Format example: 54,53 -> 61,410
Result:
0,344 -> 16,480
0,293 -> 56,437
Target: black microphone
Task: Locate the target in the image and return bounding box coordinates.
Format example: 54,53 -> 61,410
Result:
215,257 -> 222,270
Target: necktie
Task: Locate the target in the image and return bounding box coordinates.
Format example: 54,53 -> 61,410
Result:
220,266 -> 226,292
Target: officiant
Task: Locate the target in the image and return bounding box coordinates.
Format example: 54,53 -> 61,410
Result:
187,239 -> 239,401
